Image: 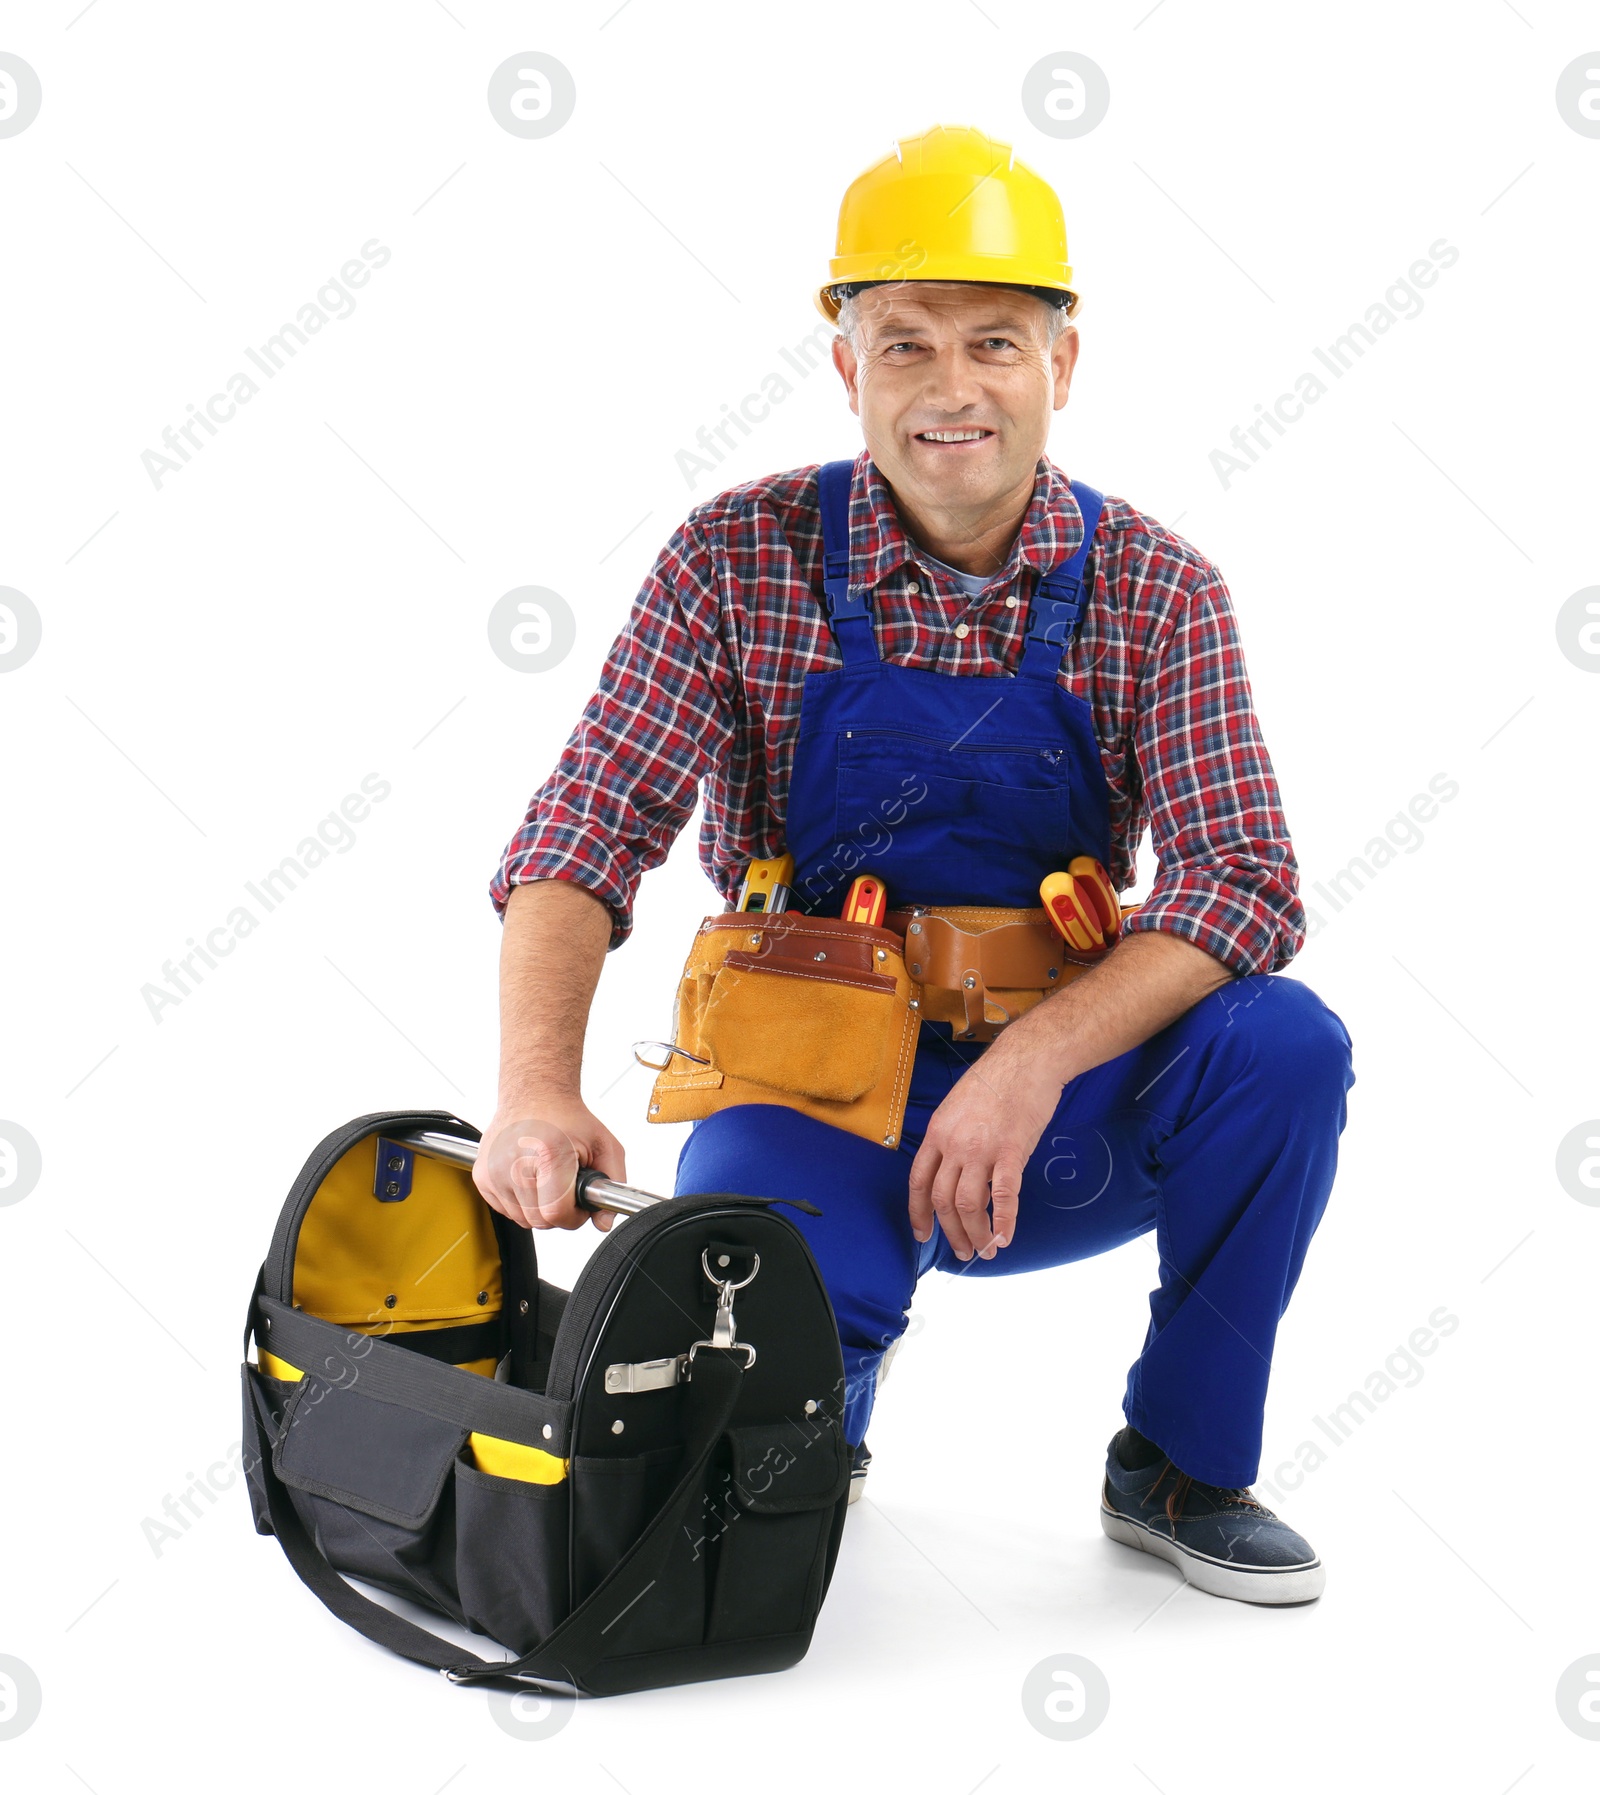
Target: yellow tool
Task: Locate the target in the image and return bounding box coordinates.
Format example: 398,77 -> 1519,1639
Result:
814,125 -> 1080,323
734,853 -> 795,913
841,874 -> 887,927
1040,857 -> 1120,954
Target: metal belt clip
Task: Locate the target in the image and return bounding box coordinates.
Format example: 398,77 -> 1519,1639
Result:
686,1247 -> 759,1375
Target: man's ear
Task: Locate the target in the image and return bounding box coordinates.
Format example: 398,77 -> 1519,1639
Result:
1051,324 -> 1080,412
832,335 -> 861,418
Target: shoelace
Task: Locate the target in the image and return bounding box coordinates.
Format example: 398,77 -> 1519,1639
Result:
1145,1459 -> 1266,1524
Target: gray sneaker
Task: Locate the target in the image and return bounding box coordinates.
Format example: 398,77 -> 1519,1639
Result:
1100,1433 -> 1324,1605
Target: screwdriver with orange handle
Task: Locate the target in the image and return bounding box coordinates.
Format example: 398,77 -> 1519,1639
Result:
841,874 -> 887,927
1040,857 -> 1121,953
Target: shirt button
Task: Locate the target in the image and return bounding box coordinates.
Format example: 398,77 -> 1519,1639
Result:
1005,594 -> 1019,609
953,622 -> 970,640
906,580 -> 920,596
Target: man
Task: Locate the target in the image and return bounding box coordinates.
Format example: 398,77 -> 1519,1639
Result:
477,126 -> 1354,1606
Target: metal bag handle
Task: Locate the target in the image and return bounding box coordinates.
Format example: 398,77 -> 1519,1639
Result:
393,1128 -> 665,1217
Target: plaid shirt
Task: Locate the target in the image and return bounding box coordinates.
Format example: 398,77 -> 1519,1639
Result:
491,451 -> 1303,976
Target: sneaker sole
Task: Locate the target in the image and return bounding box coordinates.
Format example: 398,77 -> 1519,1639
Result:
1099,1500 -> 1325,1605
848,1474 -> 867,1506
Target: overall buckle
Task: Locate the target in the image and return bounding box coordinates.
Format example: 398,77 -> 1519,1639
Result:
1025,585 -> 1084,649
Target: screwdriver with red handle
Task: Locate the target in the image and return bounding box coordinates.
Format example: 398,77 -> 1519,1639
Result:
841,874 -> 887,927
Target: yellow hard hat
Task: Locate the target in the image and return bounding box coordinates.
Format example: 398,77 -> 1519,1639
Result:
815,124 -> 1078,324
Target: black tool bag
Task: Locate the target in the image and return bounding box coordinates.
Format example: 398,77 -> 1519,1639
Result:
242,1109 -> 851,1696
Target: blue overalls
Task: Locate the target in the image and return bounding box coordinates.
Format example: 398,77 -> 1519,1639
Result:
674,460 -> 1355,1488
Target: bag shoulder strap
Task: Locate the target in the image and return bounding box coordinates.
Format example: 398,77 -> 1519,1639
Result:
244,1346 -> 749,1693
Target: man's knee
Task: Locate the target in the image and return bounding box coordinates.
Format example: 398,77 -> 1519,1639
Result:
1204,974 -> 1354,1099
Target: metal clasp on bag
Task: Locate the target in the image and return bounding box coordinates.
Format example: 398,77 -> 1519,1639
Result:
603,1249 -> 760,1393
687,1247 -> 758,1376
440,1666 -> 576,1694
632,1039 -> 713,1072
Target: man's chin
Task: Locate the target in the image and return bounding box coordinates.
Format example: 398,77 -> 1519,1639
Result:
895,440 -> 1013,505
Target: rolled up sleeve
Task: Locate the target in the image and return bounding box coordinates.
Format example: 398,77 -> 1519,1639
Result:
1121,570 -> 1304,975
489,518 -> 738,949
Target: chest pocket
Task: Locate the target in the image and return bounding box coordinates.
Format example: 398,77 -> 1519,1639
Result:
831,728 -> 1073,910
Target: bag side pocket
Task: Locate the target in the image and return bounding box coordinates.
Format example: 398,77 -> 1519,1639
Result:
705,1415 -> 850,1645
271,1374 -> 466,1617
570,1446 -> 703,1654
454,1459 -> 569,1654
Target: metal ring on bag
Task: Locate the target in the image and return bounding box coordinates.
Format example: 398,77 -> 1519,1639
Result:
701,1248 -> 759,1291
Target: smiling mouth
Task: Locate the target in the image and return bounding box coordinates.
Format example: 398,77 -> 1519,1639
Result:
914,427 -> 994,445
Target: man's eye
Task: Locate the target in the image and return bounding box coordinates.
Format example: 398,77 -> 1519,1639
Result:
981,337 -> 1017,351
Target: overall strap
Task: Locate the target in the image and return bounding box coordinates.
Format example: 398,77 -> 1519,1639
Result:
816,458 -> 878,666
1018,479 -> 1105,679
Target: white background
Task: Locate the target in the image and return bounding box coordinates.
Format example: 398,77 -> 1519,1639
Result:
2,2 -> 1597,1790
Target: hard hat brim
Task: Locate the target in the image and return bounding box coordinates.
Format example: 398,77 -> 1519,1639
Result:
815,272 -> 1080,325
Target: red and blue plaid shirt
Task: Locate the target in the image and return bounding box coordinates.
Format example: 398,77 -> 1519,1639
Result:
491,451 -> 1303,976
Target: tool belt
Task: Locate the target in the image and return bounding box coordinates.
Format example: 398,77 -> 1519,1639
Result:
243,1111 -> 851,1697
645,904 -> 1106,1149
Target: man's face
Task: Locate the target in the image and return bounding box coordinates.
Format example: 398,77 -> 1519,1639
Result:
832,281 -> 1078,522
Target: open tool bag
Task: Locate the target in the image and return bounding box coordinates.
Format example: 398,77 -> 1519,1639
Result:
242,1109 -> 851,1696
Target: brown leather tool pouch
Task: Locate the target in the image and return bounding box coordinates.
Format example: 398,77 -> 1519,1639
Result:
888,905 -> 1100,1043
645,913 -> 923,1148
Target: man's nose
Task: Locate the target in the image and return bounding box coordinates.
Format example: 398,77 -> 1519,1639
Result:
918,345 -> 988,415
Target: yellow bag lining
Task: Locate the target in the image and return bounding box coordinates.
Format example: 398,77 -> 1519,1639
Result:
292,1138 -> 502,1328
256,1347 -> 499,1381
